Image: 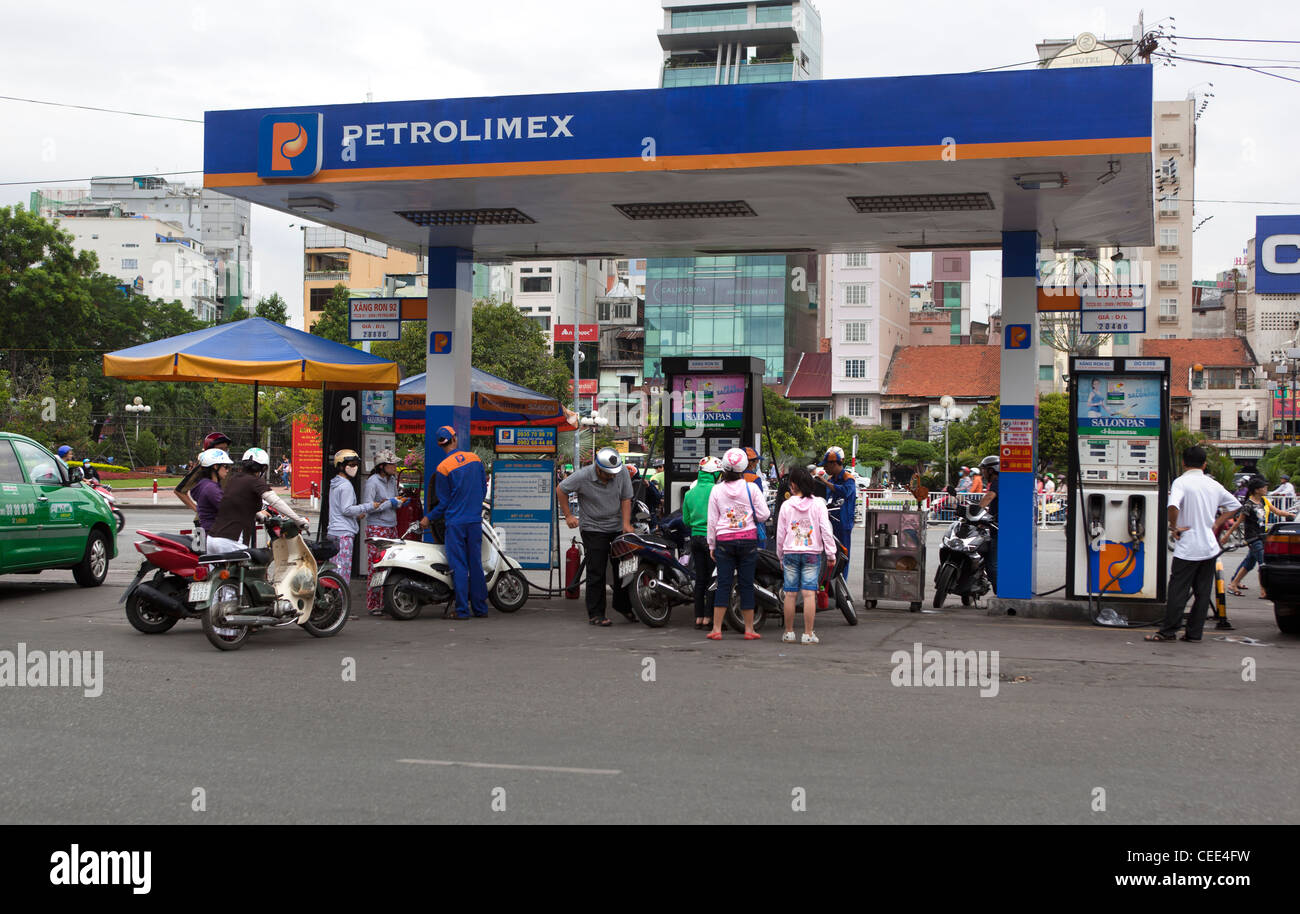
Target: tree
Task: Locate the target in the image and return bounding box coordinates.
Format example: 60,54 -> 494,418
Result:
131,429 -> 161,467
1038,253 -> 1115,357
310,283 -> 352,344
222,305 -> 250,324
761,387 -> 814,470
471,299 -> 571,403
372,320 -> 427,376
254,293 -> 289,324
893,439 -> 939,486
965,396 -> 1068,474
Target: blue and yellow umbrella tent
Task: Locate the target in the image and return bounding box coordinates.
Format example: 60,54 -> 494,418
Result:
103,317 -> 400,440
395,369 -> 577,436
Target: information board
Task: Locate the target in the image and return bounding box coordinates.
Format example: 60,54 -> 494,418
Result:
490,459 -> 555,570
495,426 -> 557,454
348,298 -> 401,341
290,419 -> 322,498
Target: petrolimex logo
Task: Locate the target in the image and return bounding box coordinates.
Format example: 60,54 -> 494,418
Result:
1005,323 -> 1031,349
258,113 -> 324,178
1256,215 -> 1300,294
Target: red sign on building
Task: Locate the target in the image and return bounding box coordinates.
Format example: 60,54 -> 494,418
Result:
553,324 -> 599,343
567,379 -> 599,395
291,419 -> 323,498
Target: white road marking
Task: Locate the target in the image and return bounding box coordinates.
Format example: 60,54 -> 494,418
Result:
398,758 -> 621,776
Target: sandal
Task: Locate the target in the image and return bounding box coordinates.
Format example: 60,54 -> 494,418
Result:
1226,587 -> 1245,596
743,632 -> 762,640
706,631 -> 722,640
1144,632 -> 1177,642
588,617 -> 612,627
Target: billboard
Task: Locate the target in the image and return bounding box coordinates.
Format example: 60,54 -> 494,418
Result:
1255,216 -> 1300,294
1076,375 -> 1161,437
670,374 -> 746,429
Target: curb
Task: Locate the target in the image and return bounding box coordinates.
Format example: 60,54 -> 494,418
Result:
988,597 -> 1090,622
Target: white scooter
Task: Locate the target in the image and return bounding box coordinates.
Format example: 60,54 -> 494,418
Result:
367,518 -> 530,619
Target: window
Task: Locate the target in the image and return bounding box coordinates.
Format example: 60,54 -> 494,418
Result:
12,440 -> 62,485
538,267 -> 552,273
122,242 -> 138,248
1039,365 -> 1055,381
889,411 -> 903,430
309,288 -> 330,312
519,267 -> 533,273
796,408 -> 827,426
1160,297 -> 1178,320
121,258 -> 138,270
1160,263 -> 1177,282
0,441 -> 24,484
1159,227 -> 1179,246
756,3 -> 793,23
531,315 -> 551,332
843,282 -> 871,305
844,252 -> 871,268
943,257 -> 961,272
1199,410 -> 1221,438
598,301 -> 611,321
616,260 -> 629,271
843,358 -> 869,379
842,321 -> 871,343
1160,192 -> 1179,213
846,397 -> 871,418
1238,408 -> 1259,438
671,7 -> 748,27
520,276 -> 552,293
614,302 -> 633,320
921,327 -> 933,334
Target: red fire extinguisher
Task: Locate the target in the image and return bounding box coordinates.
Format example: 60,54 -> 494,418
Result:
565,539 -> 583,599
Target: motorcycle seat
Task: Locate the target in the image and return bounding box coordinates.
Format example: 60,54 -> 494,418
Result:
199,547 -> 274,566
156,533 -> 197,551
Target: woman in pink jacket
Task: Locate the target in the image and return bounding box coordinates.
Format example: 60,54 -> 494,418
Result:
775,466 -> 837,645
706,448 -> 771,640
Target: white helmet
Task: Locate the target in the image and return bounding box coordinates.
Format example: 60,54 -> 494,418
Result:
824,446 -> 846,463
699,456 -> 722,474
241,447 -> 270,467
594,447 -> 622,472
198,447 -> 234,468
722,447 -> 749,473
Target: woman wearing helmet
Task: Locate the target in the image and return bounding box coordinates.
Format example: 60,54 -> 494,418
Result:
326,449 -> 386,582
175,431 -> 232,513
1226,475 -> 1295,597
207,447 -> 311,554
556,446 -> 636,626
362,449 -> 407,614
682,456 -> 723,629
706,447 -> 771,640
975,455 -> 1000,594
192,447 -> 234,532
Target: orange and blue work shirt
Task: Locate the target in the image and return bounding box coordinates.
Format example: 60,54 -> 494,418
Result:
425,450 -> 487,525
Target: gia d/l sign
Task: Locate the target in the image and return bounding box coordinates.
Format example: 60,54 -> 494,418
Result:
1256,215 -> 1300,293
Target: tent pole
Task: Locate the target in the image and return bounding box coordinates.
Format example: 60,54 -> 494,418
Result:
252,381 -> 259,448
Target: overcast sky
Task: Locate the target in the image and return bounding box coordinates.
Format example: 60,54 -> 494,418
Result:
3,0 -> 1296,327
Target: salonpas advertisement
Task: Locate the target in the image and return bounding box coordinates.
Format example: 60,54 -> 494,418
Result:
671,374 -> 745,429
1077,375 -> 1161,436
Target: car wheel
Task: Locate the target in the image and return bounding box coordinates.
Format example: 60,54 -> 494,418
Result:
1275,602 -> 1300,635
72,530 -> 110,587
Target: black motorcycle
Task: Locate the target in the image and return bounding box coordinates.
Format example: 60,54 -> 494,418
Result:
932,503 -> 996,608
613,510 -> 691,627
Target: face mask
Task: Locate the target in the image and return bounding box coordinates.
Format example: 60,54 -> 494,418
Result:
345,464 -> 358,477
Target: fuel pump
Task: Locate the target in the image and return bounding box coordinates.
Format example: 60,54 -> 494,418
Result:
1066,357 -> 1172,604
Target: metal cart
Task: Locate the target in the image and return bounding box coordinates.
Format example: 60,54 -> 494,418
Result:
862,508 -> 927,612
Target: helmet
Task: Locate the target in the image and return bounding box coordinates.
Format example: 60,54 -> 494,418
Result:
824,446 -> 845,464
1046,472 -> 1055,479
652,458 -> 664,468
979,455 -> 1000,472
57,446 -> 72,459
373,449 -> 398,466
333,448 -> 361,468
198,447 -> 234,468
594,447 -> 622,472
722,448 -> 749,473
627,464 -> 640,478
242,447 -> 271,467
203,432 -> 231,449
699,456 -> 722,474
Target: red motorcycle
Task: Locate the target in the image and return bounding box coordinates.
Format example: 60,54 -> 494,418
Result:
120,528 -> 206,633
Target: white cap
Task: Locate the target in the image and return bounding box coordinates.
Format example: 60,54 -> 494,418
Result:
722,448 -> 749,473
699,456 -> 722,473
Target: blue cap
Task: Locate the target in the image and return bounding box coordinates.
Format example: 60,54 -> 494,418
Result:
57,445 -> 72,458
435,425 -> 456,444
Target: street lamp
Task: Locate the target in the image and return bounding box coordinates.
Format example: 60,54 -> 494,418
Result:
929,395 -> 964,487
1279,348 -> 1300,444
124,396 -> 151,441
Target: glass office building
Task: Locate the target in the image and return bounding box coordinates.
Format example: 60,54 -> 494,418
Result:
645,0 -> 823,383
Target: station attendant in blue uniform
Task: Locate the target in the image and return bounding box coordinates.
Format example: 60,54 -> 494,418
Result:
420,425 -> 490,618
819,446 -> 856,580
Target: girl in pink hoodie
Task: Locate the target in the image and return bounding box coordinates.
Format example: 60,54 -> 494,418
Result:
775,466 -> 836,645
706,448 -> 771,640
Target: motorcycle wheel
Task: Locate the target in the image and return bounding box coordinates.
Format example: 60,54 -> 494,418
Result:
489,569 -> 529,613
832,576 -> 858,626
302,570 -> 350,637
384,571 -> 424,620
724,589 -> 767,633
933,563 -> 956,609
202,584 -> 250,651
113,510 -> 125,533
124,590 -> 178,634
630,565 -> 673,628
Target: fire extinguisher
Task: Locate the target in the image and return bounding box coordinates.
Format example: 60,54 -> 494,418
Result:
565,539 -> 583,599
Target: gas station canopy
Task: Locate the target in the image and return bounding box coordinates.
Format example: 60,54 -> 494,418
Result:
204,65 -> 1154,258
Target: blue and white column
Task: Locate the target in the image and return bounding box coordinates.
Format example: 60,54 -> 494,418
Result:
424,247 -> 474,489
998,231 -> 1039,600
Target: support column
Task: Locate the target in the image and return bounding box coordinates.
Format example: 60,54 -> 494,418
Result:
424,247 -> 473,494
998,231 -> 1039,600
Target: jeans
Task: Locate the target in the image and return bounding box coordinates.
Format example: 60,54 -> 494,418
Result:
1233,539 -> 1265,579
581,529 -> 631,621
781,552 -> 823,592
690,535 -> 715,619
1161,556 -> 1216,639
985,532 -> 998,595
713,538 -> 758,611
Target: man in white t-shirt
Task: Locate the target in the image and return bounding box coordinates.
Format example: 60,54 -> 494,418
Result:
1270,474 -> 1295,498
1148,446 -> 1240,643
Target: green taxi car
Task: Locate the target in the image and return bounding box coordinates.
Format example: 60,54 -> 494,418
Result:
0,432 -> 117,586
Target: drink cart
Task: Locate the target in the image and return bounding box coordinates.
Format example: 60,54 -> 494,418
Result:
862,507 -> 927,612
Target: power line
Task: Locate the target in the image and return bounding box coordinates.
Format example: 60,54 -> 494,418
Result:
0,94 -> 202,123
1175,36 -> 1300,45
0,170 -> 202,188
1154,51 -> 1300,85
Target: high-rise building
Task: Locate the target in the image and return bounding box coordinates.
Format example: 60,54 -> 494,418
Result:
822,252 -> 911,425
643,0 -> 824,384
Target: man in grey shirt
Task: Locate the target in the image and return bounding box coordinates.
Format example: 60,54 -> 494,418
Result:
557,447 -> 635,626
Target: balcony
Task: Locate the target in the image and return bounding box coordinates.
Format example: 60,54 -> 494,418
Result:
305,271 -> 350,282
1158,313 -> 1178,323
1158,244 -> 1179,253
1158,279 -> 1178,288
1158,209 -> 1180,218
1158,143 -> 1182,153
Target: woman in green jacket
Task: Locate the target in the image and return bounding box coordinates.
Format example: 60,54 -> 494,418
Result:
682,457 -> 722,629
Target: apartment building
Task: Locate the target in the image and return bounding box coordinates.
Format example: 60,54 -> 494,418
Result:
822,252 -> 911,425
302,227 -> 422,329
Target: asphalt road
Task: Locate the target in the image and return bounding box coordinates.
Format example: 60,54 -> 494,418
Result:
0,511 -> 1295,824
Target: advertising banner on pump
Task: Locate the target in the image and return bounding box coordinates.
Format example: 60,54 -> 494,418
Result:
670,374 -> 745,429
1076,375 -> 1161,437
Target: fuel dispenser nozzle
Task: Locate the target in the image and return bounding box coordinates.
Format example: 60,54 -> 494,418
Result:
1127,495 -> 1146,542
1087,494 -> 1105,550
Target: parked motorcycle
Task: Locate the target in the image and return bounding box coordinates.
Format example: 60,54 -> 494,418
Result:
932,503 -> 996,608
192,515 -> 350,651
367,517 -> 529,619
120,528 -> 206,633
613,510 -> 692,627
85,479 -> 125,532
